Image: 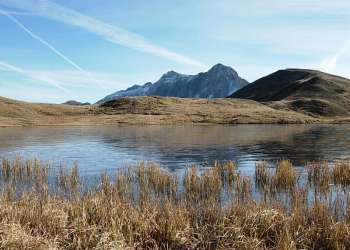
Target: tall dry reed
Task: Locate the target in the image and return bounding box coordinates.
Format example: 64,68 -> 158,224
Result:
0,157 -> 349,249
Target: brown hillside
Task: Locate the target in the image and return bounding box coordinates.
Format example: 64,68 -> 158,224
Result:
230,69 -> 350,117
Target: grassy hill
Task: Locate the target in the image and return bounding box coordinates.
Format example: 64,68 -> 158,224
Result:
0,96 -> 318,126
230,69 -> 350,117
0,96 -> 91,126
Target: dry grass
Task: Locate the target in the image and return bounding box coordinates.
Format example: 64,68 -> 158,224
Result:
0,157 -> 350,249
0,96 -> 320,127
273,160 -> 298,191
255,161 -> 270,190
255,160 -> 298,196
333,162 -> 350,186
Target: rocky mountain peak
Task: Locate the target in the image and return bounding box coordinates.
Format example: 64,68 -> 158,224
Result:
208,63 -> 238,77
158,70 -> 188,83
97,64 -> 249,103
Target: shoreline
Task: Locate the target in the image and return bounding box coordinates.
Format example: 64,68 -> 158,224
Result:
0,119 -> 330,128
1,116 -> 349,128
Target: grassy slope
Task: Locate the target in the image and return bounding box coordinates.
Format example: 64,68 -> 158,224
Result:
230,69 -> 350,117
0,96 -> 90,126
0,96 -> 319,127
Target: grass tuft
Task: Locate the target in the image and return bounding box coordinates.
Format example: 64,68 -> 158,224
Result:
0,158 -> 349,249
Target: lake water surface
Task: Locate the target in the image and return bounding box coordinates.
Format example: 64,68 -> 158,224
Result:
0,124 -> 349,176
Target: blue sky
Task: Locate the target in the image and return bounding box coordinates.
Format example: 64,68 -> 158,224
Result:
0,0 -> 350,103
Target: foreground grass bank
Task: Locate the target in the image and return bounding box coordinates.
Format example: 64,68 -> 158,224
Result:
0,158 -> 350,249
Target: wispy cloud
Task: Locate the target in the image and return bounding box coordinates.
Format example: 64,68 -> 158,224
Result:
1,9 -> 33,16
199,1 -> 350,74
0,60 -> 69,92
0,0 -> 206,68
0,62 -> 147,93
0,9 -> 85,73
0,8 -> 109,89
28,70 -> 144,90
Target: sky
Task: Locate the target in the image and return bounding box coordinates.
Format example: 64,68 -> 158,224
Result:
0,0 -> 350,103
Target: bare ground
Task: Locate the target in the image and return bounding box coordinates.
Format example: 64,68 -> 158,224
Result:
0,96 -> 336,127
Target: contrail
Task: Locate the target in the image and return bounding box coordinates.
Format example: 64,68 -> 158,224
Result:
0,9 -> 107,89
0,0 -> 206,68
0,60 -> 69,93
2,10 -> 33,16
0,9 -> 85,73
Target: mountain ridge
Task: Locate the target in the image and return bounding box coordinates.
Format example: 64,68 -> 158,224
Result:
62,100 -> 91,106
98,64 -> 249,103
